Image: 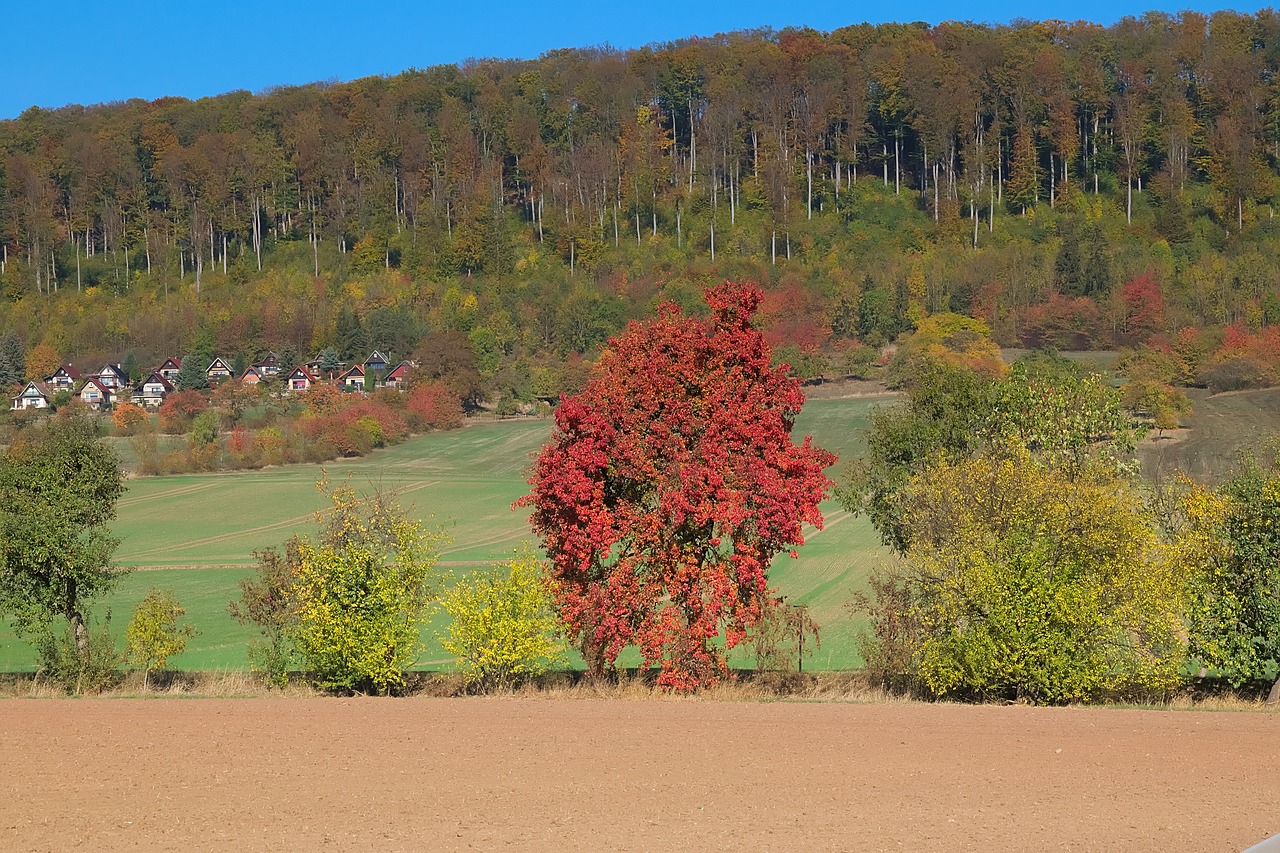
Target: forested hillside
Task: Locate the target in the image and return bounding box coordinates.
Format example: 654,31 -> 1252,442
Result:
5,11 -> 1280,401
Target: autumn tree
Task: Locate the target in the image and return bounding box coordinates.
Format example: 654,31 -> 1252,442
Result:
1178,459 -> 1280,701
126,589 -> 196,689
288,481 -> 444,694
520,281 -> 835,690
865,449 -> 1186,703
439,547 -> 566,692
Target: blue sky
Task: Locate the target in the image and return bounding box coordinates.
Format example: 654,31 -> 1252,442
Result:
1,2 -> 1267,120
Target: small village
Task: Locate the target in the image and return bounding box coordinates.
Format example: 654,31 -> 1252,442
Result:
9,350 -> 415,412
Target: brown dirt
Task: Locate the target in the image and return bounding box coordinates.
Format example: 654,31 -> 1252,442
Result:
1,698 -> 1276,851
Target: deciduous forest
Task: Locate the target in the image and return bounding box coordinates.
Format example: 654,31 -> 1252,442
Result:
6,12 -> 1280,400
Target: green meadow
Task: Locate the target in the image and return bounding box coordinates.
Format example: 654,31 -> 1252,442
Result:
0,395 -> 892,672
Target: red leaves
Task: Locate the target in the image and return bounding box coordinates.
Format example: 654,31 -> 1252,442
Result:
520,280 -> 835,690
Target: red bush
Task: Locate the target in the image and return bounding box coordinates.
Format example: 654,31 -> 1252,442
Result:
406,381 -> 463,431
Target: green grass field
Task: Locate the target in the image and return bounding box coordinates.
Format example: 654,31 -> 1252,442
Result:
0,397 -> 893,673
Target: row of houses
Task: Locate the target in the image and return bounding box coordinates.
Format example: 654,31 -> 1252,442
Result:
9,350 -> 413,412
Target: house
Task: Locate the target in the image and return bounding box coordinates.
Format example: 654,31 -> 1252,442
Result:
285,366 -> 317,392
131,373 -> 173,409
11,381 -> 52,411
157,357 -> 182,382
44,364 -> 81,391
205,357 -> 235,382
337,364 -> 366,390
92,363 -> 129,390
240,366 -> 264,385
363,350 -> 390,375
77,377 -> 115,410
252,352 -> 281,376
384,361 -> 412,390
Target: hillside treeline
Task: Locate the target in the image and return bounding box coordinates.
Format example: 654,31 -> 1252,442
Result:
6,12 -> 1280,394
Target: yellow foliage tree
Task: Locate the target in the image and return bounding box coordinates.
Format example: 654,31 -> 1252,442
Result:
290,481 -> 444,694
126,589 -> 196,690
439,546 -> 565,692
866,449 -> 1187,703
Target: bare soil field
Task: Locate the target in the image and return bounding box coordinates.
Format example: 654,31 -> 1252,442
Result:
1,698 -> 1276,851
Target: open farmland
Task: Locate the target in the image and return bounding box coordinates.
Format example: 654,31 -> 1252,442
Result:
1138,386 -> 1280,484
0,395 -> 893,672
2,697 -> 1276,851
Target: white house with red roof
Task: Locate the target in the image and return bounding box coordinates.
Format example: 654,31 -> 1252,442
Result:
285,366 -> 317,392
157,357 -> 182,382
44,364 -> 81,391
77,377 -> 115,410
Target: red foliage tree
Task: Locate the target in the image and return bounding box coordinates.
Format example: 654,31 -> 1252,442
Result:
405,380 -> 463,431
1120,271 -> 1166,339
157,390 -> 209,434
519,281 -> 835,690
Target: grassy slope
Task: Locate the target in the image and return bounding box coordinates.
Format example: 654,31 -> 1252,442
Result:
0,398 -> 892,672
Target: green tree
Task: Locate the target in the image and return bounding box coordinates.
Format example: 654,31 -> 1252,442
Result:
126,588 -> 196,689
0,330 -> 24,389
122,351 -> 141,384
439,547 -> 566,692
289,481 -> 444,693
176,353 -> 209,391
841,355 -> 1141,553
0,412 -> 127,659
865,449 -> 1186,703
191,410 -> 220,445
336,306 -> 366,362
229,541 -> 300,686
1178,460 -> 1280,701
319,347 -> 341,377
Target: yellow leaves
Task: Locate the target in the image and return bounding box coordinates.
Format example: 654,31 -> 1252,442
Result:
288,478 -> 445,693
438,546 -> 566,692
894,450 -> 1187,703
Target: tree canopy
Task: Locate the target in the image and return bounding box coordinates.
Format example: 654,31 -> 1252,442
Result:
0,412 -> 126,654
521,280 -> 834,690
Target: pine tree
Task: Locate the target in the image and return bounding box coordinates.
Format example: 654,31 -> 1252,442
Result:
122,351 -> 141,384
0,332 -> 25,388
336,307 -> 366,362
176,354 -> 208,391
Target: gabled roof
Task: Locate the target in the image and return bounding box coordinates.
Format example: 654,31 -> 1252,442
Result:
206,357 -> 234,373
240,366 -> 263,381
158,357 -> 182,371
15,380 -> 52,399
385,361 -> 412,379
364,350 -> 389,365
45,363 -> 81,380
96,363 -> 128,380
287,366 -> 317,382
136,372 -> 173,392
337,364 -> 366,381
253,352 -> 278,367
78,377 -> 113,397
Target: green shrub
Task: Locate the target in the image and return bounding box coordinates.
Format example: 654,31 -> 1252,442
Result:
35,612 -> 125,694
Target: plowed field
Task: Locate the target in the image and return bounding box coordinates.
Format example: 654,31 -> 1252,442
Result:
2,698 -> 1276,851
